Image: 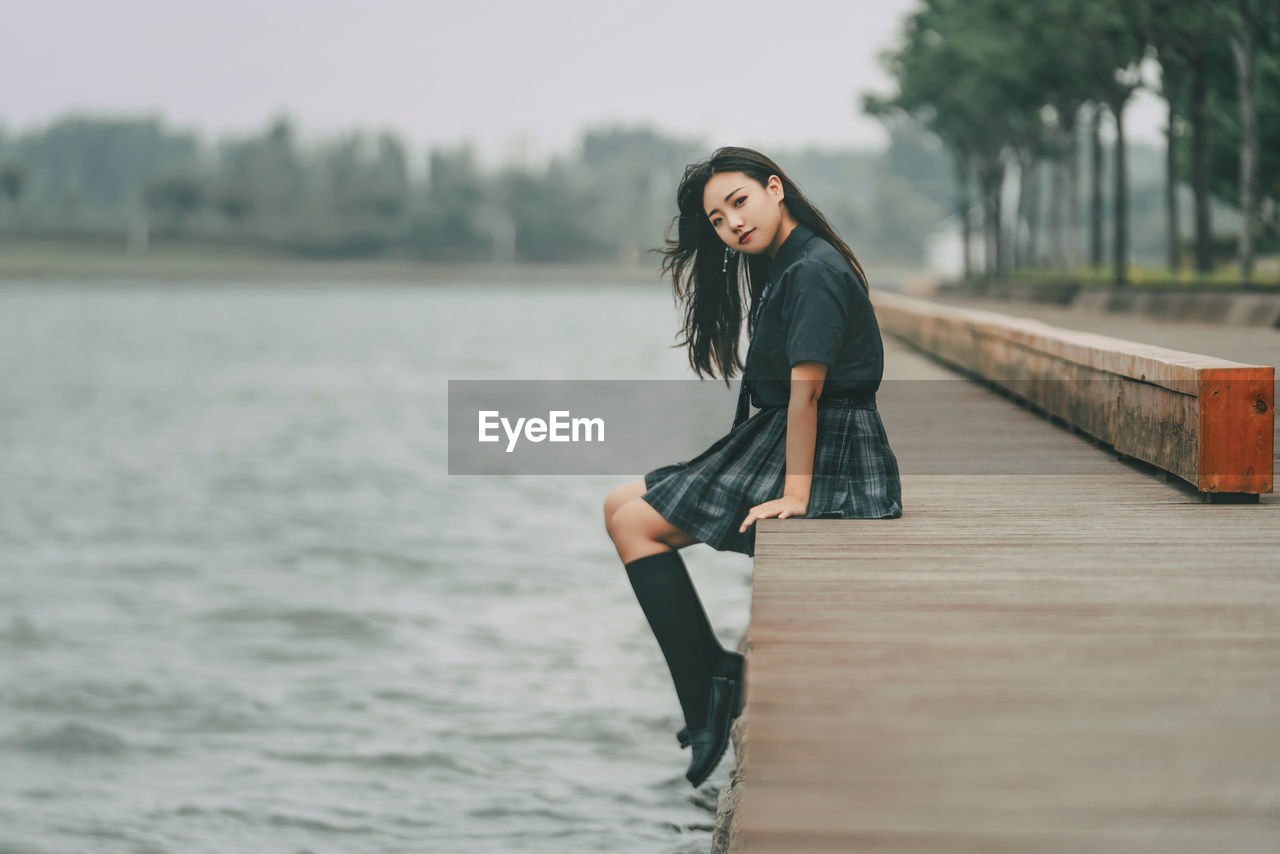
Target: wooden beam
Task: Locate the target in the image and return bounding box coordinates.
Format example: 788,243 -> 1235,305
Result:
873,293 -> 1274,496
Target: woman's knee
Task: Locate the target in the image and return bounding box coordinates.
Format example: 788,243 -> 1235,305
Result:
603,479 -> 647,537
609,497 -> 697,555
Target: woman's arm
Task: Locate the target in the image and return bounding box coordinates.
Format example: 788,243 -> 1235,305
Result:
783,360 -> 827,507
738,360 -> 827,533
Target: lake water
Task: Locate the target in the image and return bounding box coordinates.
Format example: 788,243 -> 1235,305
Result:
0,278 -> 753,854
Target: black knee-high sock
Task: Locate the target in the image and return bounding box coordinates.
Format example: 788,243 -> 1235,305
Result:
624,550 -> 726,729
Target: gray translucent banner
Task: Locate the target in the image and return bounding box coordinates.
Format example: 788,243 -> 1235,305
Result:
449,380 -> 738,475
447,379 -> 1268,477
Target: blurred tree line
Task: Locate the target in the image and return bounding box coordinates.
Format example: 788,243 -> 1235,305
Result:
867,0 -> 1280,284
0,113 -> 960,266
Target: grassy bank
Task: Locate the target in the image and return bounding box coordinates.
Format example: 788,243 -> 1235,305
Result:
0,237 -> 930,287
1000,262 -> 1280,290
0,238 -> 667,284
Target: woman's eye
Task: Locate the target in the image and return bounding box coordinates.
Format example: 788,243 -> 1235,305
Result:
733,196 -> 745,206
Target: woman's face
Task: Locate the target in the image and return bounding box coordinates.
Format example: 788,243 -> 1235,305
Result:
702,171 -> 788,257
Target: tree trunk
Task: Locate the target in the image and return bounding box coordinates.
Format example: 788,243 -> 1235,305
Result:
978,156 -> 1002,276
1229,7 -> 1257,283
1190,51 -> 1213,273
1026,156 -> 1042,267
1090,103 -> 1105,269
1013,148 -> 1034,270
1164,66 -> 1181,273
1064,111 -> 1080,270
994,160 -> 1005,276
955,153 -> 972,279
1048,143 -> 1065,268
1112,92 -> 1130,285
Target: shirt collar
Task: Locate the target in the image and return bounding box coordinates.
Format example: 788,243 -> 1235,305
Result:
766,222 -> 816,277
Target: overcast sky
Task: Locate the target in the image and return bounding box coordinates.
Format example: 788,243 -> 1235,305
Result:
6,0 -> 1166,165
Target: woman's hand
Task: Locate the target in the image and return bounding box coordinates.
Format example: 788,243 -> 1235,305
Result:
739,495 -> 808,533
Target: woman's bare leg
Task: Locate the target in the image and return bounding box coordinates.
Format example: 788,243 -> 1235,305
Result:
604,481 -> 699,563
603,479 -> 647,532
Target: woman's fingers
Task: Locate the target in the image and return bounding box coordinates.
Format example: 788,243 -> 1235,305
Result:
740,502 -> 777,532
742,498 -> 806,531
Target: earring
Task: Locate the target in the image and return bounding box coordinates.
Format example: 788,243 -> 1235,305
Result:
723,246 -> 738,273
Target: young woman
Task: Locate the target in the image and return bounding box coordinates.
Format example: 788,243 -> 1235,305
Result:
603,147 -> 902,788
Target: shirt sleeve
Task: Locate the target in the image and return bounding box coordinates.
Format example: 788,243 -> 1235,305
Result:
781,259 -> 851,368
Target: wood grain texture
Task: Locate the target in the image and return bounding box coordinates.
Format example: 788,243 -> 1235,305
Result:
1199,368 -> 1275,492
735,330 -> 1280,854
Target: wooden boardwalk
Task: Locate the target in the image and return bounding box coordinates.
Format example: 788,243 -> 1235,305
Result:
733,315 -> 1280,853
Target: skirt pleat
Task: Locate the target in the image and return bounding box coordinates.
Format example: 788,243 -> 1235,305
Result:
642,398 -> 902,557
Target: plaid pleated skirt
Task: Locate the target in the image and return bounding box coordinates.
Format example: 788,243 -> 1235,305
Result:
641,397 -> 902,557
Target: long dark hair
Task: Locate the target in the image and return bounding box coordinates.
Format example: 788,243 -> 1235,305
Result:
655,146 -> 869,383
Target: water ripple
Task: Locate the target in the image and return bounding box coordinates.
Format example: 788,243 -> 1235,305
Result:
262,748 -> 481,775
5,721 -> 129,755
196,606 -> 392,643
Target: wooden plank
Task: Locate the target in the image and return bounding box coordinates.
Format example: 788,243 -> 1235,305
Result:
740,479 -> 1280,852
728,333 -> 1280,854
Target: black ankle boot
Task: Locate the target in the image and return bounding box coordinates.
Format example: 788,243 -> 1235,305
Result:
624,550 -> 727,740
677,650 -> 746,750
685,650 -> 746,787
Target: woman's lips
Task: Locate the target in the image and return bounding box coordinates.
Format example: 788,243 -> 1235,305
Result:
739,229 -> 755,245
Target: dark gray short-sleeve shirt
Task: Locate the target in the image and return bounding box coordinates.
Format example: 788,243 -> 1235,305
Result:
744,223 -> 884,408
